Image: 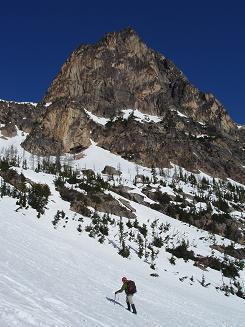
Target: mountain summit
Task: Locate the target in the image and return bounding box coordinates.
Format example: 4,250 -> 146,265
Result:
21,28 -> 244,183
41,27 -> 234,130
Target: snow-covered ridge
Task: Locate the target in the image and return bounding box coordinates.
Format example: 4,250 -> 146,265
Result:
176,110 -> 188,118
196,134 -> 209,138
83,108 -> 163,125
121,109 -> 162,123
83,107 -> 211,127
170,108 -> 188,118
84,108 -> 110,126
185,132 -> 211,138
0,98 -> 37,106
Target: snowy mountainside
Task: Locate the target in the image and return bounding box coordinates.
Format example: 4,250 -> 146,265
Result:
0,126 -> 245,326
1,196 -> 244,327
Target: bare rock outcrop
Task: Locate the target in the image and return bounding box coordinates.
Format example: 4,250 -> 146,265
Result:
0,100 -> 45,134
22,99 -> 93,155
102,165 -> 122,176
1,123 -> 17,138
58,186 -> 136,219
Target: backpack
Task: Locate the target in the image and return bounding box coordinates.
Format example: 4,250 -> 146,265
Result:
127,280 -> 137,294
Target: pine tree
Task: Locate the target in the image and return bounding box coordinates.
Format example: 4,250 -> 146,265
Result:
126,219 -> 133,229
149,245 -> 159,270
151,166 -> 157,184
77,224 -> 82,233
28,183 -> 51,216
137,234 -> 144,258
118,239 -> 130,258
118,218 -> 130,258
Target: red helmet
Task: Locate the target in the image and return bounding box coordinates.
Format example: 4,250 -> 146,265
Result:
122,277 -> 127,283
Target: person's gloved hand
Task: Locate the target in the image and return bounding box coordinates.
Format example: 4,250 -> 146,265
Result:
115,291 -> 118,295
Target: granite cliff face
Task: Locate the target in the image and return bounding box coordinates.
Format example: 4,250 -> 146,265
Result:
21,28 -> 245,183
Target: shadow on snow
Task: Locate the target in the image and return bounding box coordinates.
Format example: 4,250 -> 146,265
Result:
106,296 -> 125,308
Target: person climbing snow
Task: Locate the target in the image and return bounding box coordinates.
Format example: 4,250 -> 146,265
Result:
115,277 -> 137,314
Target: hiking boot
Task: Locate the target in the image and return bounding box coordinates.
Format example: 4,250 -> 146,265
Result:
131,304 -> 137,314
126,302 -> 131,311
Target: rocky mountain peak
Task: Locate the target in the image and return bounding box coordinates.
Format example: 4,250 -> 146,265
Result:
42,28 -> 234,129
42,28 -> 172,117
98,27 -> 145,51
21,28 -> 244,183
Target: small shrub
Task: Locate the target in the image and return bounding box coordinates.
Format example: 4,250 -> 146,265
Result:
0,159 -> 10,172
169,255 -> 176,265
152,236 -> 164,248
166,239 -> 195,262
77,224 -> 82,232
222,261 -> 240,279
150,273 -> 159,277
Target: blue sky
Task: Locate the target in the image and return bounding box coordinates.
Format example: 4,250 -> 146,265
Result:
0,0 -> 244,124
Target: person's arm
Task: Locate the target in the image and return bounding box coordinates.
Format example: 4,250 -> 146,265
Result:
115,284 -> 126,294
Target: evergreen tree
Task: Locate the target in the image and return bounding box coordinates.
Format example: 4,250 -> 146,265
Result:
118,239 -> 130,258
137,233 -> 144,258
151,166 -> 157,184
28,183 -> 51,216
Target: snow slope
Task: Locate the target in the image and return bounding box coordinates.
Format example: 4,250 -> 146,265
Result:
0,196 -> 244,327
0,127 -> 244,326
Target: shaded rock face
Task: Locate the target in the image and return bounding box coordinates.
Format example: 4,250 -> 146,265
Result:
0,100 -> 44,133
1,123 -> 17,138
102,165 -> 122,176
21,28 -> 245,183
22,99 -> 92,155
59,186 -> 136,219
